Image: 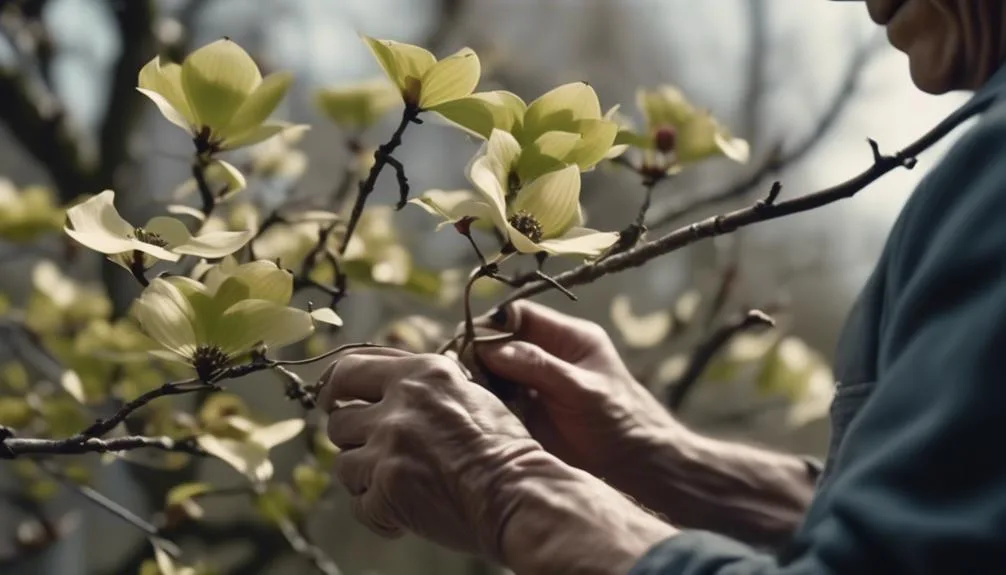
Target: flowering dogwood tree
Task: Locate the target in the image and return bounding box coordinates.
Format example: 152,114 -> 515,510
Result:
0,23 -> 976,575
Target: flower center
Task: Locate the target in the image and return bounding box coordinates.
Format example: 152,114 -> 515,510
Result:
507,210 -> 543,243
132,227 -> 168,248
654,126 -> 677,153
191,344 -> 230,382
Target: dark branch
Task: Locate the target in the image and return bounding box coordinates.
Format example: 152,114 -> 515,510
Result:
97,0 -> 156,188
0,68 -> 95,200
646,32 -> 883,230
1,433 -> 204,458
498,92 -> 995,305
338,106 -> 420,254
666,310 -> 774,411
38,462 -> 183,559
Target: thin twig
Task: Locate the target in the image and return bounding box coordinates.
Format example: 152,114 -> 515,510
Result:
646,32 -> 883,230
338,106 -> 420,255
1,433 -> 204,458
666,310 -> 775,411
496,93 -> 994,306
38,462 -> 183,559
275,516 -> 343,575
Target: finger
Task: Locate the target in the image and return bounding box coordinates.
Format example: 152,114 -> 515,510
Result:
327,403 -> 381,449
475,339 -> 580,397
332,446 -> 375,497
490,300 -> 602,358
350,493 -> 404,539
317,349 -> 412,411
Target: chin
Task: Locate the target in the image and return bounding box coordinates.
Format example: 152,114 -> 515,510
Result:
903,39 -> 965,95
908,57 -> 956,94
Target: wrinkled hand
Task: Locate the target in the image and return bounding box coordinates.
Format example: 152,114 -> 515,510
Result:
317,347 -> 543,559
470,300 -> 688,490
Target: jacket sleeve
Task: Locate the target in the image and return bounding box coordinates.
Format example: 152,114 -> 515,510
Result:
630,117 -> 1006,575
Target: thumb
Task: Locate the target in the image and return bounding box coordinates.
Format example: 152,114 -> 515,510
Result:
476,340 -> 579,396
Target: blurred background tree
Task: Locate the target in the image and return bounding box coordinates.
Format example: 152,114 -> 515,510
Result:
0,0 -> 975,574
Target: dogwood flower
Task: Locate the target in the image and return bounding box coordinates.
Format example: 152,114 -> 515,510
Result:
130,261 -> 337,380
197,417 -> 304,482
137,38 -> 303,152
64,191 -> 252,270
411,129 -> 618,257
435,82 -> 620,178
362,36 -> 480,111
314,77 -> 400,130
0,180 -> 64,242
617,85 -> 749,169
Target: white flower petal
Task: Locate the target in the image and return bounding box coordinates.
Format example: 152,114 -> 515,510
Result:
310,307 -> 343,327
511,165 -> 582,237
249,418 -> 305,450
173,229 -> 253,259
131,279 -> 199,358
486,128 -> 522,178
535,227 -> 619,256
181,39 -> 262,131
215,300 -> 313,356
419,47 -> 480,109
61,370 -> 86,404
224,72 -> 293,138
64,190 -> 137,255
197,435 -> 273,482
466,156 -> 510,233
137,88 -> 193,132
610,294 -> 671,348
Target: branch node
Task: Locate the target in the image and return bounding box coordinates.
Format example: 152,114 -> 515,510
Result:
867,137 -> 884,164
754,181 -> 782,213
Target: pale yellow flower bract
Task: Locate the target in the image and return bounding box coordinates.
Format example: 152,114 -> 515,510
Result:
137,38 -> 306,152
362,36 -> 481,111
63,191 -> 252,270
411,129 -> 618,258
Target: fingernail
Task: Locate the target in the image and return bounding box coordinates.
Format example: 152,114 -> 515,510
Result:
489,305 -> 509,327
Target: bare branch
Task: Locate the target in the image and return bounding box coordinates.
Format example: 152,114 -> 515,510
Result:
498,92 -> 995,305
646,32 -> 884,230
38,462 -> 183,559
0,433 -> 204,458
338,106 -> 420,252
666,310 -> 775,411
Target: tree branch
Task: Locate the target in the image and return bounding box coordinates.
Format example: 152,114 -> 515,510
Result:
666,309 -> 774,411
97,0 -> 155,187
498,92 -> 994,305
646,32 -> 883,230
0,67 -> 95,200
338,106 -> 420,254
38,462 -> 183,559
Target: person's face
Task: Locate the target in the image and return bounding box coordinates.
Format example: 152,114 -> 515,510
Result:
862,0 -> 1006,93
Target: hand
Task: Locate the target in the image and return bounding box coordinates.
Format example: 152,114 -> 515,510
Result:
318,346 -> 676,574
470,300 -> 690,496
316,347 -> 542,559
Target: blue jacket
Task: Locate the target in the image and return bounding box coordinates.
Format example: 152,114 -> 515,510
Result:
630,65 -> 1006,575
